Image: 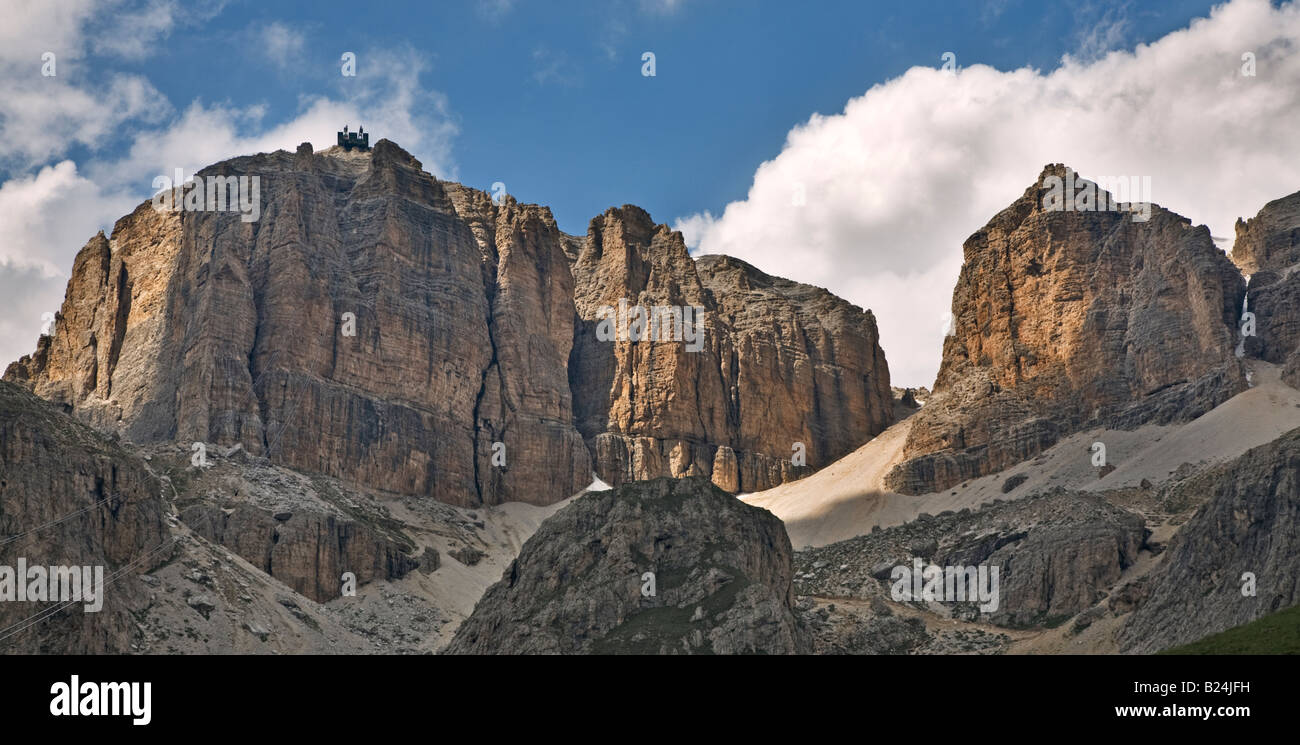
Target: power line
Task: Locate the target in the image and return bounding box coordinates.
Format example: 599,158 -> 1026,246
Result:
0,536 -> 181,645
0,495 -> 120,547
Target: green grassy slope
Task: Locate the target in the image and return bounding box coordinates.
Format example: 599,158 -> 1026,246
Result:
1160,603 -> 1300,654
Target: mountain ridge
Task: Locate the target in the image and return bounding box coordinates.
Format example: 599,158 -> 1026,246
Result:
4,138 -> 894,507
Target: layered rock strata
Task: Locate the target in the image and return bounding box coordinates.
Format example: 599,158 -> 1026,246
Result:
886,165 -> 1246,494
0,381 -> 170,653
6,141 -> 892,504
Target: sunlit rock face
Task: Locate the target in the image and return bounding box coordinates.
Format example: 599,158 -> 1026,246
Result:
7,140 -> 893,505
887,165 -> 1246,495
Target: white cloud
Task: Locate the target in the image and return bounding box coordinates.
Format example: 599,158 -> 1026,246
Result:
0,73 -> 171,169
640,0 -> 686,14
89,64 -> 459,193
0,0 -> 175,170
676,0 -> 1300,387
0,162 -> 141,368
1070,1 -> 1134,62
531,47 -> 581,86
0,162 -> 137,276
257,21 -> 307,69
477,0 -> 516,22
90,0 -> 181,60
0,1 -> 99,64
0,7 -> 459,370
0,266 -> 75,375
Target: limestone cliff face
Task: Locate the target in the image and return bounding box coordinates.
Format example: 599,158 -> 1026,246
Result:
441,184 -> 592,505
1230,190 -> 1300,387
6,141 -> 892,505
0,381 -> 169,653
4,202 -> 183,435
568,207 -> 892,493
7,141 -> 582,507
180,502 -> 417,604
1231,190 -> 1300,275
694,253 -> 893,490
886,165 -> 1247,494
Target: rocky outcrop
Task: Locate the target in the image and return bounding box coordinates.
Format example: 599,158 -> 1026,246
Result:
793,490 -> 1146,629
179,503 -> 418,603
7,143 -> 517,507
1231,190 -> 1300,275
442,477 -> 811,654
0,381 -> 170,653
1230,189 -> 1300,387
6,142 -> 891,506
1119,428 -> 1300,653
886,165 -> 1246,494
569,209 -> 892,493
441,184 -> 592,505
696,254 -> 893,490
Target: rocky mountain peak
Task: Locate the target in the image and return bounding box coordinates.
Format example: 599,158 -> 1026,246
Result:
888,165 -> 1246,494
1231,189 -> 1300,275
1230,187 -> 1300,387
4,138 -> 893,506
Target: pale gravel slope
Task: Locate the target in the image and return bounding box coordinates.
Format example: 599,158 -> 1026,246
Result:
744,361 -> 1300,549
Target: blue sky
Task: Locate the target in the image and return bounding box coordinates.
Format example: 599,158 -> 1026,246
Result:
5,0 -> 1300,386
5,0 -> 1222,231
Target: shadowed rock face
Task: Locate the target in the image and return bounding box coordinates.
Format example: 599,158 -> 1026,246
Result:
886,165 -> 1247,494
443,477 -> 811,654
0,381 -> 169,653
696,254 -> 894,490
793,490 -> 1145,630
179,503 -> 417,604
569,209 -> 893,492
441,183 -> 593,506
6,141 -> 892,505
1230,190 -> 1300,387
1119,428 -> 1300,653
